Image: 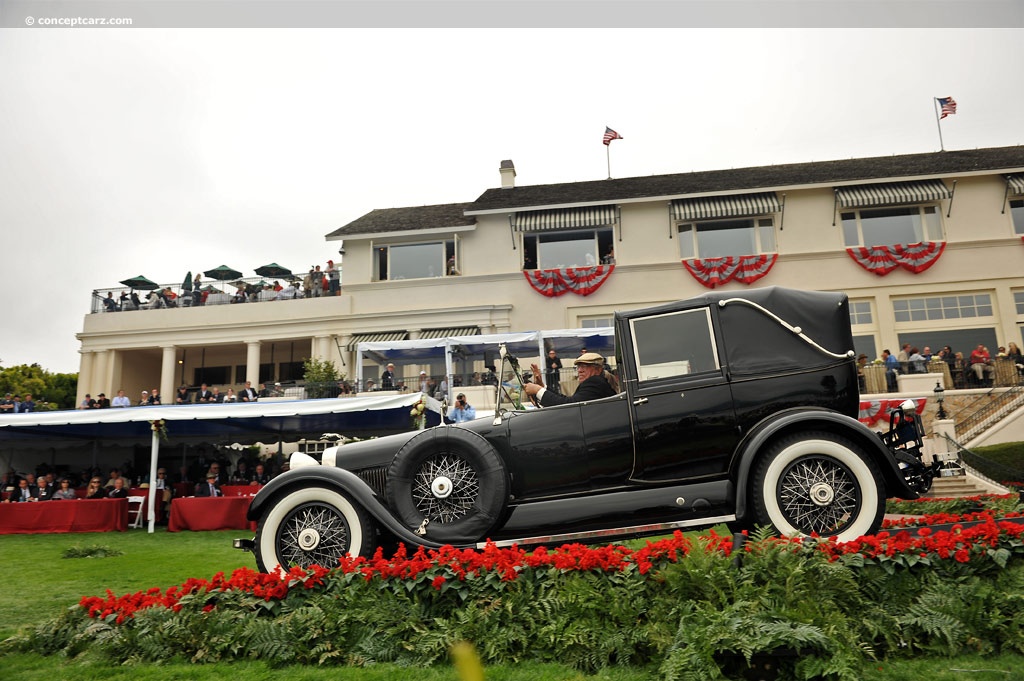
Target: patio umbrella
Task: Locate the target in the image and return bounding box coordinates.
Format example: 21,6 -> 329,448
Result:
203,265 -> 243,281
181,271 -> 193,292
254,262 -> 293,278
119,275 -> 159,290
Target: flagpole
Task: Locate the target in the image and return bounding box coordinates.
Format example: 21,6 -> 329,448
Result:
606,145 -> 611,180
933,98 -> 945,151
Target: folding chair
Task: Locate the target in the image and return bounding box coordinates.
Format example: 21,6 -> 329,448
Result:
127,496 -> 146,529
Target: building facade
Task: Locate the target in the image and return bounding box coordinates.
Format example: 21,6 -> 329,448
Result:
76,146 -> 1024,403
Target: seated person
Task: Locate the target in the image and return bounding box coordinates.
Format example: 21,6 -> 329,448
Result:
107,478 -> 129,499
84,477 -> 108,499
5,478 -> 38,502
524,353 -> 617,407
102,292 -> 119,312
195,471 -> 222,497
51,478 -> 78,500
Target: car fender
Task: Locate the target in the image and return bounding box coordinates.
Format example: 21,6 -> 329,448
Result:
731,408 -> 918,522
247,467 -> 446,549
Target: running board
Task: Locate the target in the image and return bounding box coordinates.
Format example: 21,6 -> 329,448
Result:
479,514 -> 736,549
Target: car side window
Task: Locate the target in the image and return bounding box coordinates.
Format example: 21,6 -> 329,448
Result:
629,308 -> 720,382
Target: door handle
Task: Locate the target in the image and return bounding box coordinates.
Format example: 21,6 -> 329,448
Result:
633,397 -> 648,406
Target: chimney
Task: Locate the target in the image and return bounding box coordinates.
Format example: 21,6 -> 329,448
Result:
499,160 -> 516,189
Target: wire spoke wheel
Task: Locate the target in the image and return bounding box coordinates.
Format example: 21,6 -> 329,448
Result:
276,501 -> 351,569
752,432 -> 884,542
410,452 -> 480,523
777,456 -> 859,535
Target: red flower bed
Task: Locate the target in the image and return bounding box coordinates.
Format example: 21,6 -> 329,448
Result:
80,519 -> 1024,625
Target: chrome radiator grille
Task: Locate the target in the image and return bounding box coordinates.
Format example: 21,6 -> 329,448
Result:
356,466 -> 389,497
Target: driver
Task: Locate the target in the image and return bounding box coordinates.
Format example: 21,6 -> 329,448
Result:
523,352 -> 616,406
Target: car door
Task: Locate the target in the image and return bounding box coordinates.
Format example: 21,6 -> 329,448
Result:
626,306 -> 739,483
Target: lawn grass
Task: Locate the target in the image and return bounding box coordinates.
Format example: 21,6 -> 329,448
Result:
2,528 -> 1024,680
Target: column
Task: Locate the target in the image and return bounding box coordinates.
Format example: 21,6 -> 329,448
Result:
92,350 -> 111,397
314,335 -> 330,361
77,350 -> 95,405
160,346 -> 177,402
246,341 -> 261,389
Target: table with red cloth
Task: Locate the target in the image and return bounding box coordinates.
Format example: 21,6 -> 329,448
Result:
220,484 -> 262,497
167,496 -> 256,532
0,498 -> 128,535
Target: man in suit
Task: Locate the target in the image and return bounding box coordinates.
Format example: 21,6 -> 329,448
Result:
380,363 -> 397,390
196,383 -> 214,403
195,471 -> 222,497
6,478 -> 38,502
239,381 -> 258,402
523,352 -> 617,407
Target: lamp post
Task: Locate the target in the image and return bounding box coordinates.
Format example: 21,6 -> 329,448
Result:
934,381 -> 947,420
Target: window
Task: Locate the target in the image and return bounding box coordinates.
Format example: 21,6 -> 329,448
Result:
194,366 -> 231,385
849,300 -> 873,326
579,317 -> 613,329
1010,199 -> 1024,236
893,293 -> 992,323
523,228 -> 613,270
629,308 -> 719,381
374,240 -> 457,281
676,218 -> 776,260
1013,290 -> 1024,315
841,206 -> 943,247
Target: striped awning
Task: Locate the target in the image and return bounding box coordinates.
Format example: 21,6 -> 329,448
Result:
418,327 -> 480,340
670,192 -> 780,222
835,179 -> 952,208
346,331 -> 408,351
1006,174 -> 1024,196
512,205 -> 617,232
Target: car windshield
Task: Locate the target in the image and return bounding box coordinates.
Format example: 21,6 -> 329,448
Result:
496,347 -> 529,412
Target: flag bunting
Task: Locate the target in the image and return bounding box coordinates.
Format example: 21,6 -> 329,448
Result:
681,254 -> 778,289
859,398 -> 928,426
846,241 -> 946,276
524,265 -> 615,297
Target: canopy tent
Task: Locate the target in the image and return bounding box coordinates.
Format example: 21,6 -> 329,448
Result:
0,394 -> 439,449
355,328 -> 616,394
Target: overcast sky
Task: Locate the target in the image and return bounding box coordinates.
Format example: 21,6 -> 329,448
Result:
1,26 -> 1022,373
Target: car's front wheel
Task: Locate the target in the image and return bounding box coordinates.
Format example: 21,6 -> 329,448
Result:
254,486 -> 377,573
752,432 -> 884,543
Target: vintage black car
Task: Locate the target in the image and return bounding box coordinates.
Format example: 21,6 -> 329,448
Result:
237,287 -> 924,572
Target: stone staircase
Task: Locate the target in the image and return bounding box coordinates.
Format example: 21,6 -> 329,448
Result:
923,474 -> 995,498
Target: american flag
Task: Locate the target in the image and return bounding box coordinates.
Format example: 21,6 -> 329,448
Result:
602,127 -> 622,145
937,97 -> 957,119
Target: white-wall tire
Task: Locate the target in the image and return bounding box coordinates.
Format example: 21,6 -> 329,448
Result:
752,432 -> 884,543
255,486 -> 376,573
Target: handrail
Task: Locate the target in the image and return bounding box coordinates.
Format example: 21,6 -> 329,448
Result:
940,432 -> 1022,491
954,384 -> 1024,440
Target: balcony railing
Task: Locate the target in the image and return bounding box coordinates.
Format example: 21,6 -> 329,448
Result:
89,276 -> 321,314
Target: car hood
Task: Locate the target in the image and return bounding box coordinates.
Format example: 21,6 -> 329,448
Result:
320,430 -> 421,470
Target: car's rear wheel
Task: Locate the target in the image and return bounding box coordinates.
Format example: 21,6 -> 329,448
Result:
752,432 -> 884,542
255,486 -> 377,573
387,427 -> 508,544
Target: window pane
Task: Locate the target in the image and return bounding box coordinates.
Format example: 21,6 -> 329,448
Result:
922,206 -> 942,241
758,220 -> 776,252
840,213 -> 859,247
1014,291 -> 1024,314
390,243 -> 444,279
859,207 -> 921,246
631,308 -> 719,380
677,225 -> 695,259
539,231 -> 596,268
1011,200 -> 1024,236
696,219 -> 755,257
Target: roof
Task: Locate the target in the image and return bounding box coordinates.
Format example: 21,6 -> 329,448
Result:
326,202 -> 476,238
467,146 -> 1024,213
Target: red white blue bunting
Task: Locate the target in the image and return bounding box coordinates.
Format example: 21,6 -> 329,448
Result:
523,265 -> 615,298
681,254 -> 777,289
858,398 -> 927,426
846,241 -> 946,276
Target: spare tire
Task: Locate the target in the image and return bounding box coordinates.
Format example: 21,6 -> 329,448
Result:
386,427 -> 508,544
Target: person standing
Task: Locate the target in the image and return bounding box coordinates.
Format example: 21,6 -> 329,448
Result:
545,349 -> 563,395
20,394 -> 36,412
311,265 -> 323,298
326,260 -> 340,296
381,363 -> 397,390
111,390 -> 131,408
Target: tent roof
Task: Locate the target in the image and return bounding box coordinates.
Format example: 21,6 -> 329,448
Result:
0,395 -> 436,449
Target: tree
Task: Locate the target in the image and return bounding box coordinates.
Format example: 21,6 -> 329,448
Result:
302,358 -> 344,399
0,363 -> 78,410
